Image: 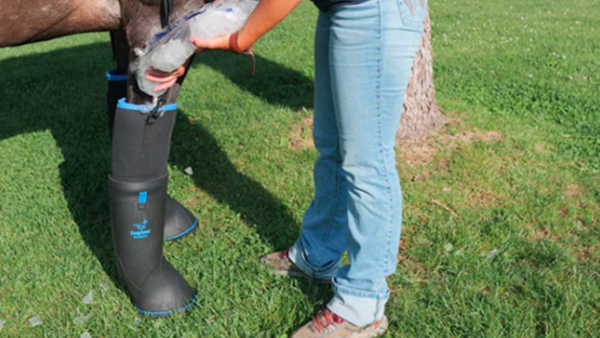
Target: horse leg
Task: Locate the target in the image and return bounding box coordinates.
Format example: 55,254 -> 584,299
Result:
106,30 -> 129,140
120,0 -> 204,104
107,2 -> 200,315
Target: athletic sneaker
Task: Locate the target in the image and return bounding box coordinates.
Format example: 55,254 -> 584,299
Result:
290,309 -> 388,338
261,249 -> 332,284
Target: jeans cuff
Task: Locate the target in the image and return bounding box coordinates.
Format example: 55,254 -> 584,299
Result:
327,279 -> 389,327
289,241 -> 341,281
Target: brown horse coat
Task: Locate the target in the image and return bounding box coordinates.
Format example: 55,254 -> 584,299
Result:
1,0 -> 206,103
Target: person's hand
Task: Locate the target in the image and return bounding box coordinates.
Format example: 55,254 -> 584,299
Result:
191,34 -> 232,52
145,66 -> 186,93
145,33 -> 254,93
144,0 -> 302,93
191,33 -> 253,54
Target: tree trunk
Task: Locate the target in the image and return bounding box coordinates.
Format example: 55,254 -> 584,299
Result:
397,10 -> 444,145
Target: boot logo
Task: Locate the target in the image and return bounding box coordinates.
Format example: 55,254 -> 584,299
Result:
131,219 -> 151,239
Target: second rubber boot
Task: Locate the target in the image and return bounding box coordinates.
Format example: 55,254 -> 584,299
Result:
105,69 -> 128,140
105,69 -> 198,241
109,174 -> 196,315
164,196 -> 198,241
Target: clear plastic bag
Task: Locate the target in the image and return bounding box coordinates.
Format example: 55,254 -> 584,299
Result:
133,0 -> 258,97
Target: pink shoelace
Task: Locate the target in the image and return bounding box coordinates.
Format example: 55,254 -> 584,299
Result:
311,309 -> 345,334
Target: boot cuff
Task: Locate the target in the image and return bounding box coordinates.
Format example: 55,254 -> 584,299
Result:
106,69 -> 128,82
117,98 -> 178,113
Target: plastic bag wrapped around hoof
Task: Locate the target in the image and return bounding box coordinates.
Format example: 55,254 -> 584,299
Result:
133,0 -> 258,97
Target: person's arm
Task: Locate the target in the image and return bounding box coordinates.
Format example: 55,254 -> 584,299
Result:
194,0 -> 303,51
147,0 -> 303,92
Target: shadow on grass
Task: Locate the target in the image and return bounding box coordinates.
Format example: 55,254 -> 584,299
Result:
192,51 -> 314,111
0,41 -> 315,301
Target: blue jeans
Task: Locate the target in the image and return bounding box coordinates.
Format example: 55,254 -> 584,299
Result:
289,0 -> 426,327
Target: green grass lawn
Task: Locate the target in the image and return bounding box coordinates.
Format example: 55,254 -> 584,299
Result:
1,0 -> 599,336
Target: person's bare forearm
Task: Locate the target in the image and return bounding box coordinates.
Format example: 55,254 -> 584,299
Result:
147,0 -> 302,91
237,0 -> 303,51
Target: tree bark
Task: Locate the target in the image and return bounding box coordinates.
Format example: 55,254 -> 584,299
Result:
397,10 -> 444,145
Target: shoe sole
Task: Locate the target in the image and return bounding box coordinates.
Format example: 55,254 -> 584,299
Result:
364,316 -> 388,338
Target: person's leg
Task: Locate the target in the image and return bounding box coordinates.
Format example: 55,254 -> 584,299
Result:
287,10 -> 348,280
320,0 -> 427,327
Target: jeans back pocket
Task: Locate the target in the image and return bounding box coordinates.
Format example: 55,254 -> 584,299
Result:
398,0 -> 427,30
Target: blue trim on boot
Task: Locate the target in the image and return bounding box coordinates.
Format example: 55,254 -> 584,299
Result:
164,218 -> 198,242
117,98 -> 178,112
106,69 -> 128,82
134,294 -> 197,316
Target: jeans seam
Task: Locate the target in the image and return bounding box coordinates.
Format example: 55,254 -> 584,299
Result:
385,0 -> 396,277
315,22 -> 340,268
317,151 -> 340,267
373,0 -> 393,277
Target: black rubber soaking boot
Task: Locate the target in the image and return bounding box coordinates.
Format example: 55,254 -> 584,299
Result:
110,100 -> 196,315
164,196 -> 198,241
106,69 -> 198,241
109,174 -> 196,315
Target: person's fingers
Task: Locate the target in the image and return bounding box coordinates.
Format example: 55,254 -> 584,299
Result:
153,78 -> 178,92
146,73 -> 177,83
191,35 -> 230,51
190,37 -> 214,49
146,66 -> 185,78
145,66 -> 185,82
173,66 -> 186,77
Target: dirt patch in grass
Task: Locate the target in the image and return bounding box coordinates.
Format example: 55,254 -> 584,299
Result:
399,122 -> 502,165
289,117 -> 314,150
530,228 -> 576,243
576,245 -> 596,261
290,116 -> 503,165
185,197 -> 200,210
467,188 -> 504,207
397,238 -> 410,265
565,183 -> 583,197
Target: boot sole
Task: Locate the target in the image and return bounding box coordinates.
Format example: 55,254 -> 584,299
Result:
164,218 -> 198,242
134,294 -> 197,317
